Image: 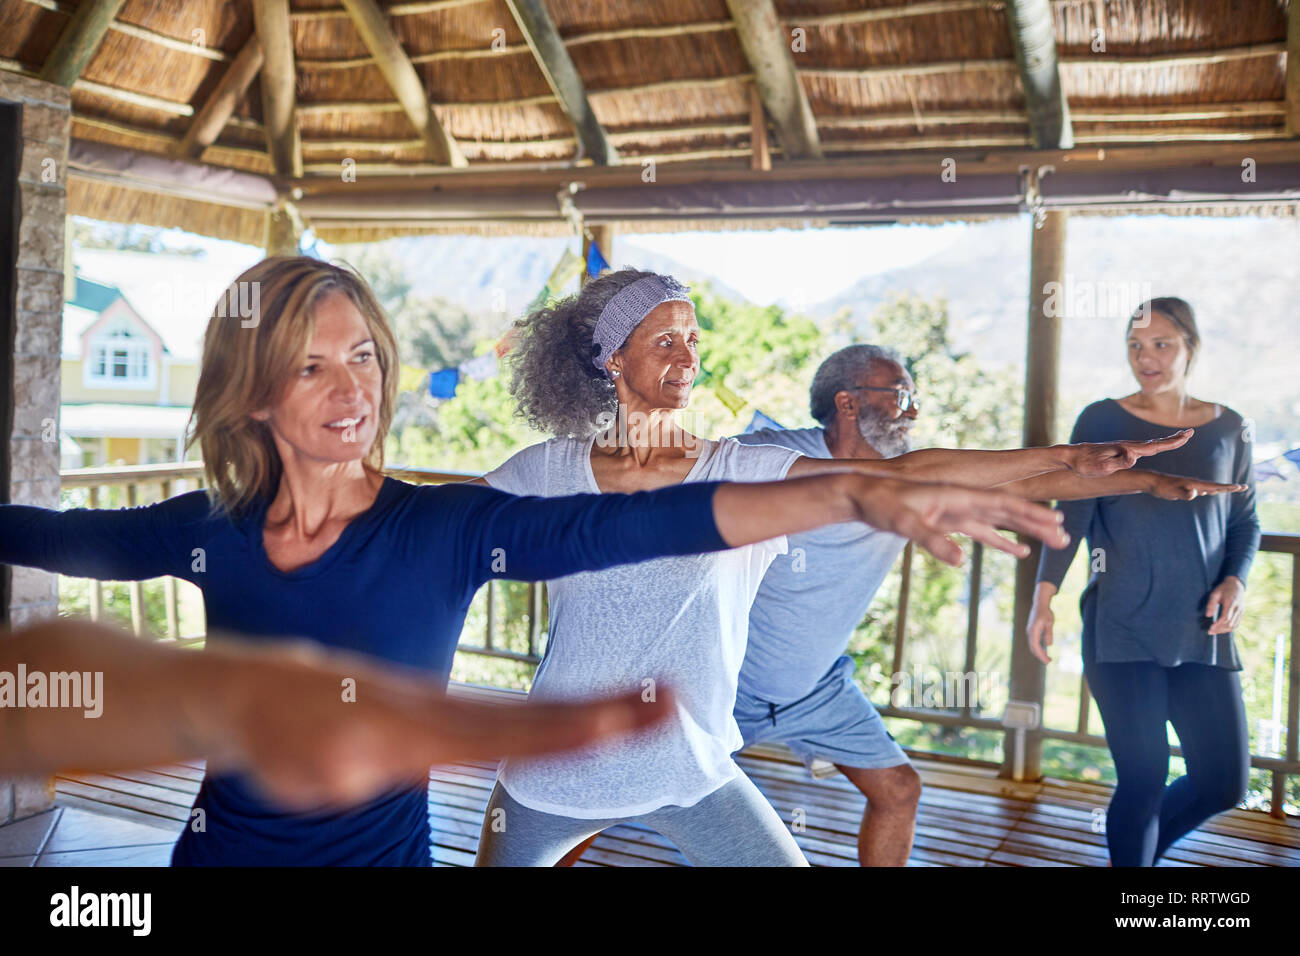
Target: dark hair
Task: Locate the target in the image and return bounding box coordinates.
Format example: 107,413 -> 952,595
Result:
1128,296 -> 1200,372
506,268 -> 662,437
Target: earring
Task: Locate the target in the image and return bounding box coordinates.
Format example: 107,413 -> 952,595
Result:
611,370 -> 621,379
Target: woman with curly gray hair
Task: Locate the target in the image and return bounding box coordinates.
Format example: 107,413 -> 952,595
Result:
469,268 -> 1193,867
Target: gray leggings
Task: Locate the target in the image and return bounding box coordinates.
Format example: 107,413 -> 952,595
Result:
474,771 -> 809,867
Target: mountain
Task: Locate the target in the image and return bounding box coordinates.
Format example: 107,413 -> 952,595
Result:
333,234 -> 752,316
333,215 -> 1299,446
811,214 -> 1300,445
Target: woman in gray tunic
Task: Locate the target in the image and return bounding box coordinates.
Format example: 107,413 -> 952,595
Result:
1029,297 -> 1261,867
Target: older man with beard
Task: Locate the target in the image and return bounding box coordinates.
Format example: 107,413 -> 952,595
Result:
728,344 -> 923,867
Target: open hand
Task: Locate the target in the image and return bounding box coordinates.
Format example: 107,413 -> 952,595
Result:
1064,429 -> 1193,477
848,477 -> 1069,567
222,643 -> 674,812
1146,472 -> 1248,501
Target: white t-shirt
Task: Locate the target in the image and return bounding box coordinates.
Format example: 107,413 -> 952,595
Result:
483,434 -> 800,818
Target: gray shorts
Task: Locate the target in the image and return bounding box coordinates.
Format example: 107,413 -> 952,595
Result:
735,655 -> 911,773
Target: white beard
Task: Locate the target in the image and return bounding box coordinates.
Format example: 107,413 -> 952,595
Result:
856,406 -> 913,459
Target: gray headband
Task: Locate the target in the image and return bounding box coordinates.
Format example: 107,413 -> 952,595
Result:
591,274 -> 693,379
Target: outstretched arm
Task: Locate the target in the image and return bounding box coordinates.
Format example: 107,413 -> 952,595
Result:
463,470 -> 1069,587
785,429 -> 1195,487
711,473 -> 1069,567
0,493 -> 205,581
996,469 -> 1246,502
0,619 -> 673,811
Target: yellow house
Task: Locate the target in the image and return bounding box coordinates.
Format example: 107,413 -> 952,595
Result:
60,248 -> 254,467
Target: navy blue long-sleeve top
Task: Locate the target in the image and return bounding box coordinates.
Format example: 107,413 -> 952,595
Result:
1036,399 -> 1260,669
0,476 -> 729,865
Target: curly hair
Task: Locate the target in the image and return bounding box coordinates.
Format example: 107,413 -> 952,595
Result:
507,267 -> 666,437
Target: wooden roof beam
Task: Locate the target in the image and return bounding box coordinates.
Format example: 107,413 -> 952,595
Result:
24,0 -> 228,61
175,35 -> 264,160
1287,0 -> 1299,136
339,0 -> 466,167
38,0 -> 127,88
1003,0 -> 1073,148
68,138 -> 278,211
293,159 -> 1300,224
504,0 -> 617,165
725,0 -> 822,160
252,0 -> 302,178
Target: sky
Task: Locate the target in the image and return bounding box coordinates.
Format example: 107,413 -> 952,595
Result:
624,223 -> 969,307
121,221 -> 973,311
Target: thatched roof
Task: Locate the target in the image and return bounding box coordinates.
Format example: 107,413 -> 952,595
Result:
3,0 -> 1296,244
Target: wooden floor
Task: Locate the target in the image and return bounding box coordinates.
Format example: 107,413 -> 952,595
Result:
4,744 -> 1296,867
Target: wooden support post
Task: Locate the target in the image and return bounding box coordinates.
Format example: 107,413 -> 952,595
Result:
892,541 -> 913,683
265,204 -> 301,256
961,542 -> 983,718
126,483 -> 144,636
38,0 -> 127,88
252,0 -> 303,178
1003,208 -> 1067,782
526,583 -> 540,658
88,486 -> 102,621
1275,553 -> 1300,817
750,83 -> 771,171
1287,0 -> 1300,137
160,479 -> 179,638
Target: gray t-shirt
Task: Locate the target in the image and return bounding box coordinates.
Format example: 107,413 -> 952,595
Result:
733,427 -> 907,703
484,434 -> 800,817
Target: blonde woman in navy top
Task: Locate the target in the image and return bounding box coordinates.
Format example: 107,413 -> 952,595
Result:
1031,297 -> 1260,866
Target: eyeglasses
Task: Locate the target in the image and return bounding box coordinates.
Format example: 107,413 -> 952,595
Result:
850,386 -> 920,414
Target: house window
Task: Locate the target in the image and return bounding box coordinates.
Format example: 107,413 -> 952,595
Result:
88,323 -> 151,387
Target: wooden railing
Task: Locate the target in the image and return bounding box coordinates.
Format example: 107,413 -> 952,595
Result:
57,462 -> 1298,817
878,533 -> 1300,818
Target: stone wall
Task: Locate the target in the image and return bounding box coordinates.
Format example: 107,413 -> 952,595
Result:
1,71 -> 70,825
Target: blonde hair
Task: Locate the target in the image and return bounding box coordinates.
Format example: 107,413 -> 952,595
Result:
186,257 -> 400,516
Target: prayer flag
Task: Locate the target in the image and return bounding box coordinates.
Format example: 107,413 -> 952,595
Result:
460,352 -> 499,382
428,367 -> 460,399
495,327 -> 522,358
525,284 -> 550,316
711,377 -> 748,415
548,249 -> 585,292
1255,459 -> 1286,482
398,364 -> 428,392
744,409 -> 787,433
586,240 -> 611,279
